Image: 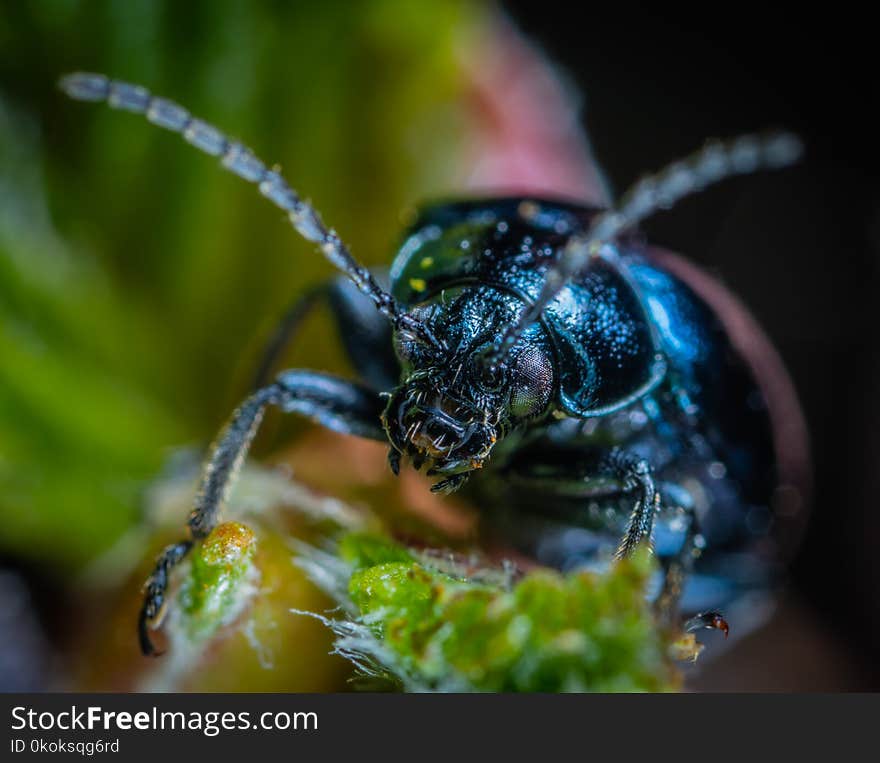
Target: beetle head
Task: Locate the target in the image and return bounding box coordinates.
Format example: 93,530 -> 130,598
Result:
382,288 -> 555,493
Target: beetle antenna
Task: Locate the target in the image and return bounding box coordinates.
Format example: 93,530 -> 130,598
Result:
483,131 -> 803,367
59,72 -> 436,347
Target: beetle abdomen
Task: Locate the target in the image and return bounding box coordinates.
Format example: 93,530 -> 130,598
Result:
634,248 -> 810,558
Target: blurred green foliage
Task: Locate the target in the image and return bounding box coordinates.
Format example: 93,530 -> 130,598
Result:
0,0 -> 484,570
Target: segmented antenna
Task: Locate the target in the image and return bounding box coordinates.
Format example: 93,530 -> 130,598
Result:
59,72 -> 436,347
483,131 -> 804,368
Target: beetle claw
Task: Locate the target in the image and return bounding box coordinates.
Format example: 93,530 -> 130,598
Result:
138,604 -> 165,657
685,610 -> 729,638
388,448 -> 400,476
431,473 -> 469,494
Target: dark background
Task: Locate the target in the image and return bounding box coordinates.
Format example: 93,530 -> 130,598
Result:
506,1 -> 879,685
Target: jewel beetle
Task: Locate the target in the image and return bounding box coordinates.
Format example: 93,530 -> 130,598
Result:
59,72 -> 810,656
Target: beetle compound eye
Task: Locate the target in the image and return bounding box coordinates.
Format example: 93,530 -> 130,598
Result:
510,347 -> 553,417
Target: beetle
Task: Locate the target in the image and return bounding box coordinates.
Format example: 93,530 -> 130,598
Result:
59,72 -> 810,656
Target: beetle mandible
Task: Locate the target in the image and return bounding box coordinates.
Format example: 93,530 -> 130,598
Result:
59,72 -> 809,656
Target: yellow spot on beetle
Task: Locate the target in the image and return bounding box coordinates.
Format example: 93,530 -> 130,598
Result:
420,256 -> 434,269
409,277 -> 427,292
518,200 -> 540,221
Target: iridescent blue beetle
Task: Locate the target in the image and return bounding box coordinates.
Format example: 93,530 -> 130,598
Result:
60,73 -> 810,656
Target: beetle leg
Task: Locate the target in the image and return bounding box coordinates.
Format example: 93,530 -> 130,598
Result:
651,497 -> 730,638
138,371 -> 386,656
325,274 -> 400,391
251,286 -> 326,389
252,274 -> 399,391
604,449 -> 660,559
653,498 -> 701,629
138,540 -> 193,656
